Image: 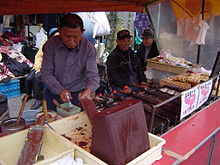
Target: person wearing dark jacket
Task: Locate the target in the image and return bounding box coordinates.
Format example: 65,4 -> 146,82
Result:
106,29 -> 147,94
137,29 -> 159,67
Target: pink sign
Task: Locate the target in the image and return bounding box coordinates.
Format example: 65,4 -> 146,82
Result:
180,79 -> 213,120
197,80 -> 213,108
181,87 -> 199,120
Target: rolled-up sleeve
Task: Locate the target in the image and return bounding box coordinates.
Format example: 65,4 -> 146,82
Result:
41,42 -> 65,95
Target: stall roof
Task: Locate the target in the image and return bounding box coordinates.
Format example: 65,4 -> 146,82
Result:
171,0 -> 220,20
0,0 -> 162,15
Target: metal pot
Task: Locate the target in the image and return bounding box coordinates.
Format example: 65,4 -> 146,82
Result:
1,117 -> 26,134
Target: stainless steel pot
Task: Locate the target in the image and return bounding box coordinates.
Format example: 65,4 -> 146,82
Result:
1,117 -> 26,134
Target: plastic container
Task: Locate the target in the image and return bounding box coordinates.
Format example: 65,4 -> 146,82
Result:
0,128 -> 74,165
35,110 -> 58,123
22,109 -> 41,124
47,112 -> 166,165
0,79 -> 21,98
0,127 -> 106,165
56,103 -> 81,117
1,117 -> 26,134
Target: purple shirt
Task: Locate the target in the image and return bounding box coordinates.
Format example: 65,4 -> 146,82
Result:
41,35 -> 100,95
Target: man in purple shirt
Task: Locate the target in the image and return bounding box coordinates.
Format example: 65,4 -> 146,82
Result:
41,13 -> 100,111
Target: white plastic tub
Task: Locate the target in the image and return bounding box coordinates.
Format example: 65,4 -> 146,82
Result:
48,112 -> 166,165
0,127 -> 73,165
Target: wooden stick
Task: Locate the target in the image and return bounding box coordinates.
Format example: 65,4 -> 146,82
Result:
42,99 -> 48,120
52,99 -> 62,109
16,94 -> 29,125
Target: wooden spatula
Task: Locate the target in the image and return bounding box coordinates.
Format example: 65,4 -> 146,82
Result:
16,94 -> 29,125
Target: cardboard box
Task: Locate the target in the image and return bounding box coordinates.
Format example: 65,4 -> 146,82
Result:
147,59 -> 188,74
48,112 -> 166,165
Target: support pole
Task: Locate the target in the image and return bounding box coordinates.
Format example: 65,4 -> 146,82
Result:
197,0 -> 206,64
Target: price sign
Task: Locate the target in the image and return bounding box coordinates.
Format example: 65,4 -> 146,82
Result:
180,86 -> 199,120
197,79 -> 213,108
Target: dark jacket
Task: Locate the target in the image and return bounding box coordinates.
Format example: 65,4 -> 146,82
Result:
137,40 -> 159,67
106,46 -> 146,88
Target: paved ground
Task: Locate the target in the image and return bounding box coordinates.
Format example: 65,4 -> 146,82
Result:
8,94 -> 42,118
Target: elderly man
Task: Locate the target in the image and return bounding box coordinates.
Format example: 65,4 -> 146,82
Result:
41,13 -> 100,111
137,29 -> 159,67
106,29 -> 147,95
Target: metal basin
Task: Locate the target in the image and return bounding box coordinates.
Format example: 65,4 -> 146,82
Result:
1,117 -> 26,134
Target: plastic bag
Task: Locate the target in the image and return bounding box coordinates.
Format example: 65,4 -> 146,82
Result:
35,28 -> 47,49
88,12 -> 111,38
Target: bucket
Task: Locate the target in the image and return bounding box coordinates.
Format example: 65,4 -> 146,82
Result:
56,103 -> 81,117
22,109 -> 41,125
1,117 -> 26,134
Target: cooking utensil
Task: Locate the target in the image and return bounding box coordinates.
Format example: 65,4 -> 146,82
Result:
53,99 -> 71,112
16,94 -> 29,125
42,100 -> 48,120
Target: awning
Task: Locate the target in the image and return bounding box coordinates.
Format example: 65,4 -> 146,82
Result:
0,0 -> 162,15
171,0 -> 220,20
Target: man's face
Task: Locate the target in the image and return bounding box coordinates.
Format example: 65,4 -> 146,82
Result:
116,38 -> 131,51
59,27 -> 83,49
143,37 -> 154,47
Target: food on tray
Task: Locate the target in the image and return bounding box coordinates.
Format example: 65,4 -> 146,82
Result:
160,79 -> 192,90
160,73 -> 209,90
171,73 -> 209,85
148,52 -> 192,68
159,88 -> 179,95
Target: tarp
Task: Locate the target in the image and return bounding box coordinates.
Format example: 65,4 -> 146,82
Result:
171,0 -> 220,20
0,0 -> 162,15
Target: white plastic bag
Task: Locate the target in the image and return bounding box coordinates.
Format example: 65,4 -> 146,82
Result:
145,67 -> 153,83
88,12 -> 111,38
35,28 -> 47,49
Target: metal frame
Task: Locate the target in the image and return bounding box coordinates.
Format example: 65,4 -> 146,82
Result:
148,73 -> 220,133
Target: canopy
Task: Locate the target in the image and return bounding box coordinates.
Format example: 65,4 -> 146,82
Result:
0,0 -> 162,15
171,0 -> 220,20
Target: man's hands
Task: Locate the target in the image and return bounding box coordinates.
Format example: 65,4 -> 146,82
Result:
60,89 -> 72,102
78,89 -> 92,100
60,89 -> 93,103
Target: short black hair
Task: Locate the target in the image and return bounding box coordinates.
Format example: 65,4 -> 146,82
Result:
60,13 -> 84,31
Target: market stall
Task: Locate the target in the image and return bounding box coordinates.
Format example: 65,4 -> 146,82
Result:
0,0 -> 220,164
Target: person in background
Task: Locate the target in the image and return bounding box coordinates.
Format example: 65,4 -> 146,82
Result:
137,29 -> 159,67
41,13 -> 99,111
106,29 -> 147,95
24,28 -> 59,109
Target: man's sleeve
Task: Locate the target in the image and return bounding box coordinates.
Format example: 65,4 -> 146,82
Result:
84,45 -> 100,92
41,42 -> 65,95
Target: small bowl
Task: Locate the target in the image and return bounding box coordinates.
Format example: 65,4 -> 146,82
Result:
22,109 -> 41,125
35,110 -> 58,123
57,103 -> 81,117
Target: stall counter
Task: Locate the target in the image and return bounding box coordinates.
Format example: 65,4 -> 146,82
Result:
153,99 -> 220,165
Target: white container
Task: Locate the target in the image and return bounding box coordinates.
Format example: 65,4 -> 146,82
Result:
47,112 -> 166,165
0,127 -> 73,165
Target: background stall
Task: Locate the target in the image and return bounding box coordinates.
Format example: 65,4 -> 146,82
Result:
0,0 -> 219,164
